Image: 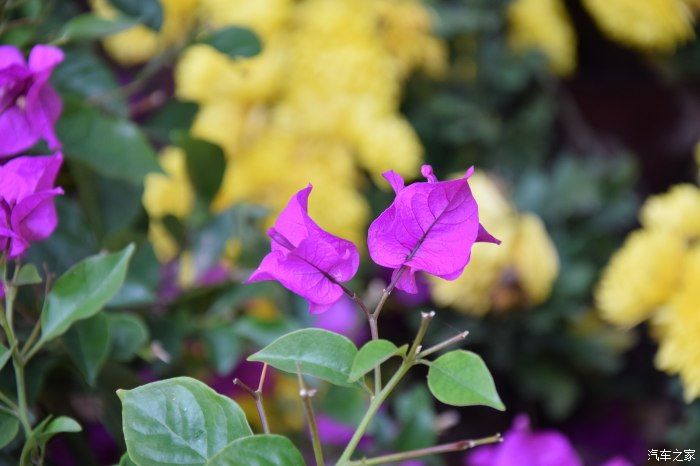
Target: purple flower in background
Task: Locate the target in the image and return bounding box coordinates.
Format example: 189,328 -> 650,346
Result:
368,165 -> 499,293
0,45 -> 64,157
247,185 -> 360,313
313,295 -> 367,345
317,415 -> 373,449
467,415 -> 583,466
0,153 -> 63,258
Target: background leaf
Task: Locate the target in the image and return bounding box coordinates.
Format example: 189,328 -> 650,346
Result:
39,244 -> 135,345
63,313 -> 111,385
110,0 -> 163,31
58,13 -> 137,42
108,312 -> 150,362
0,411 -> 19,449
199,26 -> 262,59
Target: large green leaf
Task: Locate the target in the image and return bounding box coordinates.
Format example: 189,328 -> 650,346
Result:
0,411 -> 19,449
117,453 -> 138,466
248,329 -> 357,386
39,244 -> 135,346
108,312 -> 149,362
348,340 -> 406,382
58,100 -> 160,184
58,13 -> 138,42
111,0 -> 163,30
208,435 -> 304,466
177,134 -> 226,205
200,26 -> 262,59
64,313 -> 111,385
119,377 -> 252,466
427,350 -> 505,410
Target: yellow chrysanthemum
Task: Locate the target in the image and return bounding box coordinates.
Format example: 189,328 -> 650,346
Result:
507,0 -> 577,76
655,245 -> 700,401
640,183 -> 700,240
142,147 -> 195,262
430,173 -> 558,314
92,0 -> 199,66
582,0 -> 695,52
171,0 -> 445,251
511,213 -> 560,305
596,229 -> 686,327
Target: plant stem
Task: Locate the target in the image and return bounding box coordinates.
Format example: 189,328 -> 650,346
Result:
336,361 -> 412,464
21,320 -> 41,359
418,330 -> 469,359
0,390 -> 18,411
0,273 -> 32,437
408,311 -> 435,357
296,363 -> 324,466
345,433 -> 503,465
233,363 -> 270,435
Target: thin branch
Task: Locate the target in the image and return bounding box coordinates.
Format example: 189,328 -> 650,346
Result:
233,364 -> 270,434
345,433 -> 502,465
371,266 -> 407,319
418,331 -> 469,359
295,363 -> 324,466
409,311 -> 435,358
0,390 -> 17,411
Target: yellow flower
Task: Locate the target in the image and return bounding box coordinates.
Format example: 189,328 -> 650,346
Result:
92,0 -> 199,66
511,213 -> 560,305
655,245 -> 700,401
596,229 -> 686,327
582,0 -> 695,52
430,173 -> 558,314
142,147 -> 195,262
507,0 -> 577,75
640,183 -> 700,240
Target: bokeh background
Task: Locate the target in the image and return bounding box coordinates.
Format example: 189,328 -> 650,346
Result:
1,0 -> 699,464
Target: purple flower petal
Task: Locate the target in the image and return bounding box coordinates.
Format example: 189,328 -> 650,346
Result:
368,165 -> 499,293
247,185 -> 359,313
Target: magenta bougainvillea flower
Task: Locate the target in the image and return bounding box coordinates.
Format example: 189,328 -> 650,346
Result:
0,153 -> 63,258
368,165 -> 499,293
0,45 -> 64,157
247,185 -> 360,313
467,415 -> 582,466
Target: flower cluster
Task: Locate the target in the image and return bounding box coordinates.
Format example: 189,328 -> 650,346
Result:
0,45 -> 65,297
250,165 -> 499,312
596,182 -> 700,400
141,0 -> 446,261
430,172 -> 559,315
507,0 -> 697,75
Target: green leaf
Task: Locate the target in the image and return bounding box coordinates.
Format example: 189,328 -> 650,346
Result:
427,350 -> 505,410
57,100 -> 160,184
393,386 -> 436,451
178,135 -> 226,205
0,411 -> 19,449
205,325 -> 242,376
109,244 -> 159,307
248,329 -> 358,386
0,343 -> 12,372
64,313 -> 111,385
232,315 -> 297,347
109,312 -> 149,362
119,377 -> 252,466
14,264 -> 42,286
200,26 -> 262,59
39,244 -> 135,346
58,13 -> 137,42
111,0 -> 163,31
117,453 -> 138,466
36,416 -> 82,445
145,100 -> 198,142
348,340 -> 406,382
209,435 -> 304,466
53,47 -> 127,116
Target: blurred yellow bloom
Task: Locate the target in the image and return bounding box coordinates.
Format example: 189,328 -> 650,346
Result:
582,0 -> 695,52
596,229 -> 685,327
640,183 -> 700,240
92,0 -> 199,66
655,245 -> 700,401
142,147 -> 195,261
172,0 -> 445,251
430,173 -> 559,315
507,0 -> 577,75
